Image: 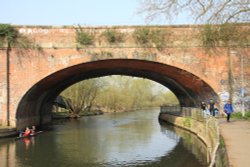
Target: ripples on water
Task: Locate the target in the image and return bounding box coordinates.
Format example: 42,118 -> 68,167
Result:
0,108 -> 208,167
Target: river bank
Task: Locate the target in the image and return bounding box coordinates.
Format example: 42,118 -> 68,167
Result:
52,110 -> 104,119
51,107 -> 154,119
0,126 -> 17,138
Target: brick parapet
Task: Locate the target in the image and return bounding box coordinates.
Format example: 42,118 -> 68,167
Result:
0,24 -> 249,128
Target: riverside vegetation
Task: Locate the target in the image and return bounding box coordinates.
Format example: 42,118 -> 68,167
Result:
53,76 -> 178,118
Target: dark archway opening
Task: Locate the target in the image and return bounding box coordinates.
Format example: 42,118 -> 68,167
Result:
16,59 -> 218,129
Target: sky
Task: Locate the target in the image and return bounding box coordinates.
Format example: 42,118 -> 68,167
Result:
1,0 -> 191,26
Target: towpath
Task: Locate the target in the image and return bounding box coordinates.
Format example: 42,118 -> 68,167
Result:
220,119 -> 250,167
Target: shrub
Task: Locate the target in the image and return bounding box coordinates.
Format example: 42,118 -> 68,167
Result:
200,23 -> 248,48
0,24 -> 37,50
101,29 -> 124,44
200,24 -> 220,47
151,29 -> 166,49
231,112 -> 243,119
133,27 -> 168,49
231,111 -> 250,119
75,27 -> 93,46
133,27 -> 151,45
245,111 -> 250,118
0,24 -> 18,47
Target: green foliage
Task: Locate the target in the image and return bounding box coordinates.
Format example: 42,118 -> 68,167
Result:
0,24 -> 18,47
101,29 -> 124,44
246,111 -> 250,118
0,24 -> 39,50
75,27 -> 93,46
200,23 -> 248,48
151,29 -> 167,49
158,91 -> 179,105
200,24 -> 220,47
218,23 -> 235,44
231,112 -> 243,119
133,27 -> 151,45
183,117 -> 191,128
219,137 -> 225,147
231,111 -> 250,120
61,79 -> 103,116
133,27 -> 168,49
59,76 -> 177,113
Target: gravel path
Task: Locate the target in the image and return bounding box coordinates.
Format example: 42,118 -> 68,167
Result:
220,119 -> 250,167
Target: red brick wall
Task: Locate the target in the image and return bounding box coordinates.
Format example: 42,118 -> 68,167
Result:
0,25 -> 249,128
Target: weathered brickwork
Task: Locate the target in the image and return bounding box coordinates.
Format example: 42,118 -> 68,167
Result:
0,25 -> 249,129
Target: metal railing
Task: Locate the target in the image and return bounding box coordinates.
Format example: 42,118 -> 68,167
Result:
160,105 -> 208,122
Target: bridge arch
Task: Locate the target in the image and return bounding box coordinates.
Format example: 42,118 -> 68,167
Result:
16,59 -> 218,129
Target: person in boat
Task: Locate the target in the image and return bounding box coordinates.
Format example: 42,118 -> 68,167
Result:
31,125 -> 36,135
22,127 -> 31,137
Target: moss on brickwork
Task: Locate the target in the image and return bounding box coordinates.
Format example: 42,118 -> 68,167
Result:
183,117 -> 192,128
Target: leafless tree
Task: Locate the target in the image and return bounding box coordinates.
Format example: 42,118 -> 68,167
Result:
61,79 -> 103,117
138,0 -> 250,24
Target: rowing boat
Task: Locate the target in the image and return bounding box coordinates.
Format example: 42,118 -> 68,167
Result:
15,131 -> 43,140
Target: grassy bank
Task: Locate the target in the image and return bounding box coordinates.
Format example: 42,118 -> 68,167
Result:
231,111 -> 250,120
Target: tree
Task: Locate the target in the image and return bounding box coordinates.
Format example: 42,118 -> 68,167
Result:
95,76 -> 134,112
95,76 -> 174,111
60,75 -> 179,114
61,79 -> 103,117
130,78 -> 154,108
138,0 -> 250,24
160,91 -> 179,105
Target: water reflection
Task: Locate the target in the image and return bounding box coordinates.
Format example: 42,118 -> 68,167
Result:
0,138 -> 16,167
160,123 -> 209,165
0,108 -> 208,167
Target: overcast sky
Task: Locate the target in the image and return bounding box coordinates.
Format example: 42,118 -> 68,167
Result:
1,0 -> 191,26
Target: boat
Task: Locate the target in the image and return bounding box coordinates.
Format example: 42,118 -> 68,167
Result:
15,131 -> 43,140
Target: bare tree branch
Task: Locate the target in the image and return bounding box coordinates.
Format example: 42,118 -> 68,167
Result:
138,0 -> 250,24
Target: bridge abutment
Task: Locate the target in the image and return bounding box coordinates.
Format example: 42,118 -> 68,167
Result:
0,25 -> 248,129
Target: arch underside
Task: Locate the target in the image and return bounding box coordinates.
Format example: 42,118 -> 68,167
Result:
16,59 -> 218,128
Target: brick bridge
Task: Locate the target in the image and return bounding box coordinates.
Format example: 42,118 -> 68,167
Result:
0,25 -> 249,129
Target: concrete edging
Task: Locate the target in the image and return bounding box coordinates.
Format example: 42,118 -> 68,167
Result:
0,127 -> 17,138
159,113 -> 219,167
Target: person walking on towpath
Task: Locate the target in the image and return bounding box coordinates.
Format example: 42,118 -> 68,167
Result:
209,99 -> 215,116
224,100 -> 234,122
201,101 -> 209,117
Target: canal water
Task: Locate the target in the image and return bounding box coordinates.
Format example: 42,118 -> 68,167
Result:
0,108 -> 209,167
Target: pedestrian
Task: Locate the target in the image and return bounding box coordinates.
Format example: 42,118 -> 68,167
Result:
214,103 -> 219,116
224,100 -> 234,122
201,101 -> 207,111
209,99 -> 215,116
201,101 -> 208,117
